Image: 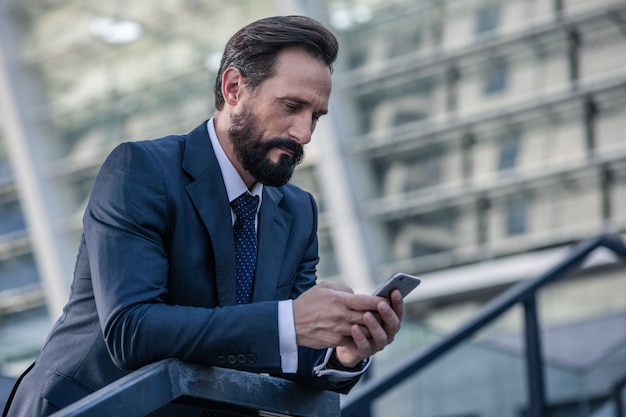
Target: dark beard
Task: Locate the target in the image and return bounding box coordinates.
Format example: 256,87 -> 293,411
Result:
229,104 -> 305,187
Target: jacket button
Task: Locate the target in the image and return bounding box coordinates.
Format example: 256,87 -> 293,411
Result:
246,354 -> 257,363
227,355 -> 237,364
217,356 -> 226,364
237,354 -> 247,364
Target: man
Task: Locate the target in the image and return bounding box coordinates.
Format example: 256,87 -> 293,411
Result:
4,15 -> 404,416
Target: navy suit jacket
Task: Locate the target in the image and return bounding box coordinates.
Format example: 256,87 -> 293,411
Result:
6,122 -> 358,417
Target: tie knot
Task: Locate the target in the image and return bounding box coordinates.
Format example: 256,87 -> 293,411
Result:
231,193 -> 259,221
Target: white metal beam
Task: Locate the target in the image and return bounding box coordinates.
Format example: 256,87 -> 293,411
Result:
0,3 -> 74,318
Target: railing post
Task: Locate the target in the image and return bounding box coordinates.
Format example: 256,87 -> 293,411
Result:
615,390 -> 624,417
613,374 -> 626,417
524,296 -> 547,417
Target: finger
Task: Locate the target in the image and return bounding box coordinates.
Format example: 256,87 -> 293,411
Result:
334,329 -> 371,367
362,312 -> 388,352
350,324 -> 374,357
343,309 -> 372,326
354,324 -> 372,339
390,289 -> 405,321
377,300 -> 401,340
344,293 -> 388,312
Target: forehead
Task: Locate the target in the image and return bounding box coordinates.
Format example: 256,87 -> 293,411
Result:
258,48 -> 332,104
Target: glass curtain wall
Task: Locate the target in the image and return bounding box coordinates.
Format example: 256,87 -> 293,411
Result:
317,0 -> 626,281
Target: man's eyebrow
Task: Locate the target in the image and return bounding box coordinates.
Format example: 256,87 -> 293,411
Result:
282,96 -> 310,106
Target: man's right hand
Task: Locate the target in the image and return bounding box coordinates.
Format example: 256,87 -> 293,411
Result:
292,282 -> 385,349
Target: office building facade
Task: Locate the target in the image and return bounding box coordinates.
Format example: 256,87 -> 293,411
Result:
1,0 -> 625,414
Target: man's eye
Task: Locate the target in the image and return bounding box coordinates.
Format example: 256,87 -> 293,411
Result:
285,103 -> 298,112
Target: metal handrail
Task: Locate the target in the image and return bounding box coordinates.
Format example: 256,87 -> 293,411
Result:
49,358 -> 340,417
342,234 -> 626,416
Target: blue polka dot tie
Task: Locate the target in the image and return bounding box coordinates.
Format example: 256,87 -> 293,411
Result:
231,193 -> 259,305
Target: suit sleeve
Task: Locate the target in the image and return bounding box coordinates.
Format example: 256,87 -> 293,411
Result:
84,142 -> 284,373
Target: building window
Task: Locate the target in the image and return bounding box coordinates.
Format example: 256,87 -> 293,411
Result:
0,254 -> 40,292
393,110 -> 426,126
0,199 -> 27,236
484,56 -> 508,95
476,4 -> 501,35
505,195 -> 527,236
388,26 -> 422,59
498,131 -> 520,171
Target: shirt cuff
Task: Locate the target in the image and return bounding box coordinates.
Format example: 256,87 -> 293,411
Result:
278,299 -> 298,373
313,348 -> 371,381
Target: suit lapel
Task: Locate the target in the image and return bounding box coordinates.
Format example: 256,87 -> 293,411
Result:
253,186 -> 292,302
180,121 -> 294,305
182,122 -> 238,306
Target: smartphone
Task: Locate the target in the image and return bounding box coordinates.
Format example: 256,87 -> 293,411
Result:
372,272 -> 421,299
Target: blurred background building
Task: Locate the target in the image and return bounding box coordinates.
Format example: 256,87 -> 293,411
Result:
0,0 -> 625,416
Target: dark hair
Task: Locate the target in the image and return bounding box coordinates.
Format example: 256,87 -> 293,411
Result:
214,15 -> 338,110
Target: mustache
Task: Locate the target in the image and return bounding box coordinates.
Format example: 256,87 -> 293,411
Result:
261,138 -> 304,160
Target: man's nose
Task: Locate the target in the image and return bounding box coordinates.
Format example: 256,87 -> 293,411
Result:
288,116 -> 313,145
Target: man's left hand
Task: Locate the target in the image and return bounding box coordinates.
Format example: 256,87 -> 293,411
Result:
334,289 -> 404,368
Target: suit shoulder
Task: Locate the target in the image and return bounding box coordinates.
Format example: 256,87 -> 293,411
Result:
125,133 -> 186,155
114,122 -> 210,173
113,120 -> 209,158
105,134 -> 186,168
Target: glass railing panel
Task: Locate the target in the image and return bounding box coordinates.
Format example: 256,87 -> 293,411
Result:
537,264 -> 626,415
362,305 -> 529,417
359,301 -> 622,417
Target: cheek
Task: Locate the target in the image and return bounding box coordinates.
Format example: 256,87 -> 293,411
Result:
259,107 -> 292,135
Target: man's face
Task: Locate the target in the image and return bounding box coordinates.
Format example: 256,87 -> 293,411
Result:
229,103 -> 304,187
228,48 -> 332,187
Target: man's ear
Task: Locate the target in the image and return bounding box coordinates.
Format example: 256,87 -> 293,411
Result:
222,67 -> 243,106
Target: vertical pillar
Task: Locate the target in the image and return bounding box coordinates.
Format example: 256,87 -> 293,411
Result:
567,28 -> 581,90
554,0 -> 564,22
276,0 -> 374,293
0,3 -> 74,317
584,95 -> 597,159
461,132 -> 475,184
476,195 -> 491,258
601,164 -> 613,231
446,66 -> 460,115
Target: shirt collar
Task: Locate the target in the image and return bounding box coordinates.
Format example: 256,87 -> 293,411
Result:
207,118 -> 263,204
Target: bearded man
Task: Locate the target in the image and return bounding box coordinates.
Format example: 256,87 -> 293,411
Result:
4,15 -> 404,417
